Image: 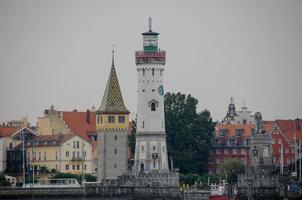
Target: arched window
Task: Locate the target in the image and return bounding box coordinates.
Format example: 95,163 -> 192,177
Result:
152,68 -> 155,76
142,68 -> 145,76
151,103 -> 156,111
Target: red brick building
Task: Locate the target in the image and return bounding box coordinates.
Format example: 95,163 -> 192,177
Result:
209,119 -> 302,174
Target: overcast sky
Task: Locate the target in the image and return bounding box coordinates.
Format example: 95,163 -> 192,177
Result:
0,0 -> 301,124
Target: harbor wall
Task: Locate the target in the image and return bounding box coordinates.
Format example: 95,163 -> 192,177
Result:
0,186 -> 182,199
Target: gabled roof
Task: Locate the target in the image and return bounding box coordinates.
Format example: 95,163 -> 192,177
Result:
0,126 -> 20,137
62,111 -> 96,141
96,54 -> 129,114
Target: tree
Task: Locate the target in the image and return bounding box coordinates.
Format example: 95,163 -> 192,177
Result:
165,92 -> 215,174
128,119 -> 137,159
219,159 -> 245,184
0,173 -> 10,186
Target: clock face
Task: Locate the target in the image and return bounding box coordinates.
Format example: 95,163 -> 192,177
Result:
158,85 -> 164,96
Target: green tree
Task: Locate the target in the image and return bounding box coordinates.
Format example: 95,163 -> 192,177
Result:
0,173 -> 10,186
128,119 -> 137,159
219,159 -> 245,184
165,92 -> 215,174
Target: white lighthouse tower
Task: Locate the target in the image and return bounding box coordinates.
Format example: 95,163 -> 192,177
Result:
134,18 -> 169,173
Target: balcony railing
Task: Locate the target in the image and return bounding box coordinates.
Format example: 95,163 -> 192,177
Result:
135,51 -> 166,65
71,157 -> 83,162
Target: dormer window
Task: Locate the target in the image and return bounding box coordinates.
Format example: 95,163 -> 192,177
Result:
220,129 -> 228,136
235,129 -> 243,136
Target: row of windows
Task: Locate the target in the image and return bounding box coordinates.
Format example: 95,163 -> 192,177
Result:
142,68 -> 163,76
215,148 -> 247,155
219,129 -> 255,136
28,151 -> 58,161
66,151 -> 86,158
213,139 -> 250,146
65,164 -> 87,171
140,145 -> 165,153
97,116 -> 125,124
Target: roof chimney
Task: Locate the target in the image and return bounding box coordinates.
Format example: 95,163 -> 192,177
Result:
294,118 -> 300,131
86,109 -> 91,124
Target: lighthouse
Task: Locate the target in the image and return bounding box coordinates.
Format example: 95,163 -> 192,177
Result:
134,18 -> 169,173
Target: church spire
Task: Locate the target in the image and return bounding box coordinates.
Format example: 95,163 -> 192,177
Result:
96,51 -> 129,114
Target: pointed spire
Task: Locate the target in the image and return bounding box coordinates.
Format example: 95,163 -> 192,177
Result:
96,51 -> 129,114
112,44 -> 115,66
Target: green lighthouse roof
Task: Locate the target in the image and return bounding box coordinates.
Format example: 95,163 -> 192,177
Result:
96,51 -> 130,114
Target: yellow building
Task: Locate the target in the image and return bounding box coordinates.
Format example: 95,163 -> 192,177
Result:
37,105 -> 72,135
26,134 -> 93,174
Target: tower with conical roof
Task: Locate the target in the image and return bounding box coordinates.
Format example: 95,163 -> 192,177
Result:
96,50 -> 130,181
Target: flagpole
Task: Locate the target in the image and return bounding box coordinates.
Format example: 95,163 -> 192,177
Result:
299,140 -> 301,182
22,129 -> 25,187
33,139 -> 35,187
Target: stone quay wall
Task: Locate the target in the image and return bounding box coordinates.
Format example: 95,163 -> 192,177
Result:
0,186 -> 182,200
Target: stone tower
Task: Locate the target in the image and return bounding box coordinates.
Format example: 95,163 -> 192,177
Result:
134,18 -> 169,173
96,51 -> 130,181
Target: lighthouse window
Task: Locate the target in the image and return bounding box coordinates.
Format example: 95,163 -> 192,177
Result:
151,103 -> 156,111
152,68 -> 155,76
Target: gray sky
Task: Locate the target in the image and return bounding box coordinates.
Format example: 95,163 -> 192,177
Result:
0,0 -> 301,124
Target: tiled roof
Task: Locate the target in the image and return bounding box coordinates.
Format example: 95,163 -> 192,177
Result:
62,111 -> 96,142
16,134 -> 75,148
0,126 -> 20,137
96,60 -> 129,114
276,119 -> 302,141
215,121 -> 273,138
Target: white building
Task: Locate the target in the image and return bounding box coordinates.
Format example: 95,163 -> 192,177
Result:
134,19 -> 169,173
222,98 -> 255,125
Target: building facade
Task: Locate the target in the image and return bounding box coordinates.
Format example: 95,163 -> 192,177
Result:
25,134 -> 93,174
96,51 -> 130,181
0,127 -> 35,173
133,19 -> 169,173
210,118 -> 301,174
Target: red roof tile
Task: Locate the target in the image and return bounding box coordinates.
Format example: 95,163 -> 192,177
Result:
0,127 -> 20,137
276,119 -> 302,142
215,121 -> 273,138
62,110 -> 96,142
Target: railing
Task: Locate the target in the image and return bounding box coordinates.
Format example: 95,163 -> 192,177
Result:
135,51 -> 166,65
